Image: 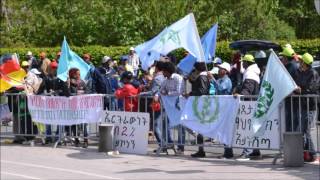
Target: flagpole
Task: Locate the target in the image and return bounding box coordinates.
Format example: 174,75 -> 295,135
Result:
189,13 -> 207,71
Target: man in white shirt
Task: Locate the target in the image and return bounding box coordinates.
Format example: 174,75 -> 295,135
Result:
128,47 -> 140,77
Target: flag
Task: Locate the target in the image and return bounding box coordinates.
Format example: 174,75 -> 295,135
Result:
135,13 -> 205,70
252,51 -> 298,135
0,54 -> 26,92
57,37 -> 91,81
161,95 -> 187,127
181,95 -> 240,145
178,24 -> 218,75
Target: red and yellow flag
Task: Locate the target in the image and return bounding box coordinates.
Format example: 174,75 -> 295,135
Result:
0,54 -> 26,93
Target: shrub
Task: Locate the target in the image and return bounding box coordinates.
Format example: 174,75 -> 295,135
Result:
1,39 -> 319,66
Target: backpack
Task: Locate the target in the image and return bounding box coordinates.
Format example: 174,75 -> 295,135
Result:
209,79 -> 218,95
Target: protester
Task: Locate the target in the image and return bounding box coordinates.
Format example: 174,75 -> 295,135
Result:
38,52 -> 51,76
82,53 -> 97,93
147,61 -> 171,153
189,62 -> 210,158
279,47 -> 299,79
26,51 -> 38,70
216,62 -> 234,159
115,71 -> 139,112
236,54 -> 261,159
293,53 -> 319,162
67,68 -> 89,148
128,47 -> 140,77
119,55 -> 134,74
53,51 -> 61,63
158,61 -> 185,155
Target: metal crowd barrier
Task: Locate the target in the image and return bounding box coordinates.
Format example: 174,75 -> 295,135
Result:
0,93 -> 319,160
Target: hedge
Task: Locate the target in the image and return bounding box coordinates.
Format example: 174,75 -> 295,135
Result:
1,39 -> 319,66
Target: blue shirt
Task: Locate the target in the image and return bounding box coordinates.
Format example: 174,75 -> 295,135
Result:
217,75 -> 232,95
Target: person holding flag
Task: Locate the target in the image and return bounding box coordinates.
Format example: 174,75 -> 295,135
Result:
293,53 -> 319,162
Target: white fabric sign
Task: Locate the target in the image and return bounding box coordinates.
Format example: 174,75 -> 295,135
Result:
181,95 -> 240,146
27,94 -> 104,125
102,111 -> 150,155
232,101 -> 280,149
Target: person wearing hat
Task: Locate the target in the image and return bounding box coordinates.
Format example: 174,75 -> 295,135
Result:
215,62 -> 234,158
94,56 -> 117,96
236,54 -> 261,159
279,47 -> 299,79
26,51 -> 38,70
128,47 -> 140,77
291,53 -> 319,162
115,71 -> 139,112
119,55 -> 134,75
21,61 -> 30,73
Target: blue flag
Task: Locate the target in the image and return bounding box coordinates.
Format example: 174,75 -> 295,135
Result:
135,13 -> 205,70
57,37 -> 91,81
178,24 -> 218,75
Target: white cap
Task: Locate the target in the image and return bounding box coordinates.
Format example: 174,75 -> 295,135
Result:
285,43 -> 292,49
218,62 -> 231,72
254,50 -> 266,59
213,57 -> 222,64
102,56 -> 111,63
129,47 -> 134,51
30,68 -> 41,75
26,51 -> 32,56
210,67 -> 219,75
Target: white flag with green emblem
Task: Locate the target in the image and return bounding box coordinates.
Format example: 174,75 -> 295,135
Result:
181,95 -> 240,145
252,51 -> 298,135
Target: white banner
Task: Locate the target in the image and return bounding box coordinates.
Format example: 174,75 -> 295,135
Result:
181,95 -> 240,146
102,111 -> 150,155
232,101 -> 280,149
27,94 -> 104,125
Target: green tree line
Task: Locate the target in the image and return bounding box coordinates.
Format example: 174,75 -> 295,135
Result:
1,0 -> 319,48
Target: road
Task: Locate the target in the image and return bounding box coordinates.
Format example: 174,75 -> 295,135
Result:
1,142 -> 319,180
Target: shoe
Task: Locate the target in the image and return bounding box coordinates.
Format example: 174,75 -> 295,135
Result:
74,138 -> 80,147
236,154 -> 250,161
247,150 -> 262,159
153,148 -> 167,153
304,151 -> 315,162
82,139 -> 88,148
223,154 -> 234,159
191,151 -> 206,158
175,149 -> 184,155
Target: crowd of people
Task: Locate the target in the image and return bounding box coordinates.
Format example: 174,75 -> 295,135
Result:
4,44 -> 319,161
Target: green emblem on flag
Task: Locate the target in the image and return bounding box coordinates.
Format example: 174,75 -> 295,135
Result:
192,96 -> 219,124
160,29 -> 181,46
254,80 -> 274,118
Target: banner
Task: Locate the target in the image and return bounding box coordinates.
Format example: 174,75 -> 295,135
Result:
232,101 -> 280,149
161,95 -> 187,127
252,51 -> 297,135
135,13 -> 205,70
27,94 -> 104,125
178,24 -> 218,75
102,111 -> 150,155
181,95 -> 240,146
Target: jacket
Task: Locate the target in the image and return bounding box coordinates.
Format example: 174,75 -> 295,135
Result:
115,83 -> 139,111
189,72 -> 210,96
293,67 -> 320,110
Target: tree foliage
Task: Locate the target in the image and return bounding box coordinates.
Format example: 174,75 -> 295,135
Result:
1,0 -> 319,48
